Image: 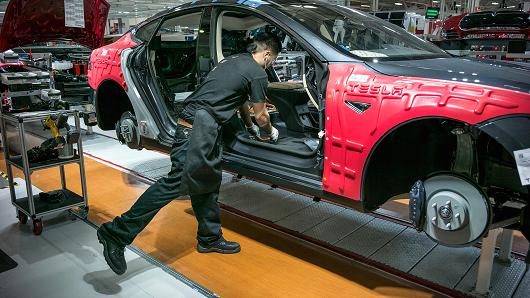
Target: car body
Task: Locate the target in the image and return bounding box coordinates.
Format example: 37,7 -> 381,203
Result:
0,0 -> 110,105
89,0 -> 530,247
442,10 -> 530,40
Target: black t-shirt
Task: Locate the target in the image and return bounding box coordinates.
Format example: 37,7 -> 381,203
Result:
180,53 -> 268,124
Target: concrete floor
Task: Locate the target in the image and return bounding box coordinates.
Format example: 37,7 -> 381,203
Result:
0,178 -> 207,298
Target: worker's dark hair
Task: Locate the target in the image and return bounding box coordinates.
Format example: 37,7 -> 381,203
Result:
247,32 -> 282,55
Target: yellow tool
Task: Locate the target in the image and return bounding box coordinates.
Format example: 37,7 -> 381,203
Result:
43,116 -> 66,149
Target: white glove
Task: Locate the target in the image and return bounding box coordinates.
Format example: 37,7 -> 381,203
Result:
246,124 -> 260,139
270,126 -> 279,143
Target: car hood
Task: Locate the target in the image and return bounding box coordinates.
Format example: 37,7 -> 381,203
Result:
0,0 -> 110,52
365,57 -> 530,94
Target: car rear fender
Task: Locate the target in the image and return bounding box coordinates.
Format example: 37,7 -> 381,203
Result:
88,33 -> 137,91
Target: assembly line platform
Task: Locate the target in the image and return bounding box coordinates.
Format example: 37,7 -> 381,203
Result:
24,129 -> 530,297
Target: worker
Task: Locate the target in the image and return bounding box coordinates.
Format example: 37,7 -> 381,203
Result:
96,32 -> 281,275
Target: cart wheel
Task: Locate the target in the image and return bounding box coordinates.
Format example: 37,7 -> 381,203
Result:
80,206 -> 89,219
32,219 -> 43,235
17,210 -> 28,224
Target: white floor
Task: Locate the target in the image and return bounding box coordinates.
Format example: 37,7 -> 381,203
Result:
0,178 -> 207,298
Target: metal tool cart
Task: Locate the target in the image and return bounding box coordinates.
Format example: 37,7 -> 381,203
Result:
0,110 -> 89,235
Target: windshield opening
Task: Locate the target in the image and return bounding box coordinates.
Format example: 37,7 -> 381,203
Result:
274,3 -> 449,61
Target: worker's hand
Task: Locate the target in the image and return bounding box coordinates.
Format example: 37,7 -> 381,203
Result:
246,124 -> 260,139
270,126 -> 279,143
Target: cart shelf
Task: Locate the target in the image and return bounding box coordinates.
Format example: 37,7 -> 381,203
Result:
14,189 -> 85,217
0,109 -> 88,235
8,155 -> 80,171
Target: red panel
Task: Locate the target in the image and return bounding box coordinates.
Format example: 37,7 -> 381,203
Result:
0,62 -> 25,68
0,0 -> 110,52
88,33 -> 137,91
323,63 -> 530,202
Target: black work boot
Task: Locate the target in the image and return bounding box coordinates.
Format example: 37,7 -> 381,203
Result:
197,237 -> 241,254
97,228 -> 127,275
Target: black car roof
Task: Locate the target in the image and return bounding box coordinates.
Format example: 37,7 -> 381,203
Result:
467,9 -> 527,15
140,0 -> 334,24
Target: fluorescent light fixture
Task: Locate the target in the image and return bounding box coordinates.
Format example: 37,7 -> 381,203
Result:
361,4 -> 370,7
394,2 -> 403,5
433,0 -> 439,2
507,5 -> 515,7
455,4 -> 461,6
491,2 -> 499,4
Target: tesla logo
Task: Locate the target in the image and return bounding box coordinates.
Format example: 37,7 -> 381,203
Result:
347,82 -> 403,96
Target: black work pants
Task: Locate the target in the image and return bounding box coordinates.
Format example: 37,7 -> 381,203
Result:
99,125 -> 222,247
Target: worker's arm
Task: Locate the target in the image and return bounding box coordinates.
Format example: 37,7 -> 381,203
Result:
253,102 -> 278,142
239,102 -> 260,139
252,102 -> 272,133
238,102 -> 253,128
249,77 -> 278,142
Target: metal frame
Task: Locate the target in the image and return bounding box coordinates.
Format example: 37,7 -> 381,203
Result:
473,228 -> 516,296
0,110 -> 89,230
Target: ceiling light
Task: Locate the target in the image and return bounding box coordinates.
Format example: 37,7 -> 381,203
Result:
361,4 -> 370,7
507,5 -> 515,7
432,0 -> 439,2
455,4 -> 461,6
491,2 -> 499,4
394,2 -> 403,5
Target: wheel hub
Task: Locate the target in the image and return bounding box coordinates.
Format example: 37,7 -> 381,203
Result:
421,174 -> 490,246
428,191 -> 468,231
438,204 -> 453,220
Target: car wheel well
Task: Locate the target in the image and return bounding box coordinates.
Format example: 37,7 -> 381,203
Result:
362,118 -> 459,211
361,117 -> 527,212
95,80 -> 133,130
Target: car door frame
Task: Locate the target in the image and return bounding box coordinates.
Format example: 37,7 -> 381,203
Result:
205,5 -> 330,193
128,7 -> 213,148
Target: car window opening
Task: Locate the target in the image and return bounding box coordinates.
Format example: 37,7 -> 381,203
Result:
150,11 -> 202,118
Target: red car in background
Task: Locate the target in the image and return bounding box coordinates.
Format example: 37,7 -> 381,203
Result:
0,0 -> 110,105
442,10 -> 530,40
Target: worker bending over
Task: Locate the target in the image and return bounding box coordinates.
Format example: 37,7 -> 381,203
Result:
97,33 -> 281,275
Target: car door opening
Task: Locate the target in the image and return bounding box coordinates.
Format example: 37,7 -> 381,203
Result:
216,10 -> 324,167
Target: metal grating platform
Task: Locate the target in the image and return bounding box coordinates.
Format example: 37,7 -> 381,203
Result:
275,201 -> 344,233
371,227 -> 437,272
215,175 -> 530,297
456,257 -> 527,297
335,218 -> 407,257
514,270 -> 530,298
304,208 -> 373,245
243,192 -> 315,223
412,245 -> 481,288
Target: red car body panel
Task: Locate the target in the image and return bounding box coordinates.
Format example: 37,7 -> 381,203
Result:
442,15 -> 465,39
323,63 -> 530,201
0,0 -> 110,52
0,62 -> 25,68
88,33 -> 137,91
442,13 -> 530,40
